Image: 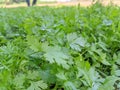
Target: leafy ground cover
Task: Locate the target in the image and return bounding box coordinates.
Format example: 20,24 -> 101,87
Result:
0,3 -> 120,90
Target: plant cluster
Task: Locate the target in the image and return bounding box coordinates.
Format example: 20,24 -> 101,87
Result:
0,3 -> 120,90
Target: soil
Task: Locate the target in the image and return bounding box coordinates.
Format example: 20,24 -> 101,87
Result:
0,0 -> 120,8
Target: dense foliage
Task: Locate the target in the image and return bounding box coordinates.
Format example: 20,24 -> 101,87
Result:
0,0 -> 24,4
0,3 -> 120,90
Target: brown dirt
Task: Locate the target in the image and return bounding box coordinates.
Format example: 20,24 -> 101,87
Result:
0,0 -> 120,8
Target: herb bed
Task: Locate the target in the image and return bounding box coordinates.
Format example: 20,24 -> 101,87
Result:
0,3 -> 120,90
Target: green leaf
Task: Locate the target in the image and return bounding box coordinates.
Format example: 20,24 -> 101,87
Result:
114,70 -> 120,77
89,68 -> 100,82
91,83 -> 101,90
27,81 -> 47,90
27,71 -> 40,80
103,19 -> 112,26
13,73 -> 25,89
98,76 -> 119,90
100,53 -> 110,65
114,52 -> 120,65
26,35 -> 41,52
39,69 -> 56,83
43,45 -> 70,69
56,72 -> 67,80
98,38 -> 108,51
64,81 -> 77,90
67,33 -> 86,51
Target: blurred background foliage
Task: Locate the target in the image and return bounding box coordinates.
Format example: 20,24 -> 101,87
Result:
0,0 -> 112,6
0,0 -> 89,4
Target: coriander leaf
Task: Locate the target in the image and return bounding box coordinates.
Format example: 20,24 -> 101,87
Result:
114,70 -> 120,77
27,81 -> 47,90
26,35 -> 41,52
13,73 -> 25,89
56,72 -> 67,80
98,76 -> 119,90
43,45 -> 70,69
103,19 -> 112,26
67,33 -> 86,51
64,81 -> 77,90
